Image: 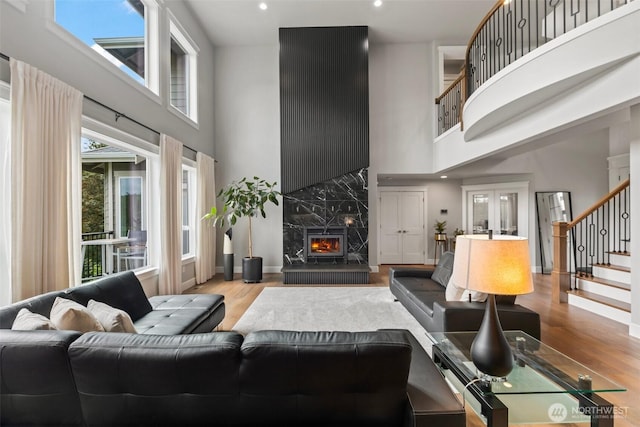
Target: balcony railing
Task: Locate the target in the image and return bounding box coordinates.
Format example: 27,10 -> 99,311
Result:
81,231 -> 114,281
435,72 -> 465,135
436,0 -> 636,135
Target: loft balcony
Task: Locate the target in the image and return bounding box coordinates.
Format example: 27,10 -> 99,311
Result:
433,0 -> 640,173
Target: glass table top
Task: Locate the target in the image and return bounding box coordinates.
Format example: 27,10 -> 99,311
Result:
430,331 -> 626,396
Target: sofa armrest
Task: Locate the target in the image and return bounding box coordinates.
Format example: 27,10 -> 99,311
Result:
432,301 -> 541,340
385,331 -> 465,427
389,267 -> 434,281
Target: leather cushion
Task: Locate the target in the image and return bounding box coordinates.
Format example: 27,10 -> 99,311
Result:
238,330 -> 411,426
0,290 -> 66,329
0,330 -> 83,426
133,308 -> 214,335
65,271 -> 153,322
69,332 -> 243,426
149,294 -> 224,311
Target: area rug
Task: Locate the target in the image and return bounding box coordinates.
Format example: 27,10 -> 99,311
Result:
232,287 -> 433,353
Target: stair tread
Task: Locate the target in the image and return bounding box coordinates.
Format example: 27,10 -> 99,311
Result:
606,251 -> 630,257
567,289 -> 631,312
593,263 -> 630,273
575,275 -> 631,291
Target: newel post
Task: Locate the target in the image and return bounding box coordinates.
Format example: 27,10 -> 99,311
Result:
551,221 -> 570,303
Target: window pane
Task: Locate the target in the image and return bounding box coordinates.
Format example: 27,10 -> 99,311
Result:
55,0 -> 146,85
181,168 -> 194,257
81,136 -> 148,281
171,38 -> 188,115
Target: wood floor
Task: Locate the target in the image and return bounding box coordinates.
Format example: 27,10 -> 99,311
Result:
187,267 -> 640,427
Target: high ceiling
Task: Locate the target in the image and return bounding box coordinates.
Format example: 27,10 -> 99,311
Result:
179,0 -> 496,46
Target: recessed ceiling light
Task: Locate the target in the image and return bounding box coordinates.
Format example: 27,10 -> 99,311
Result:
259,2 -> 268,10
374,0 -> 383,7
440,175 -> 448,179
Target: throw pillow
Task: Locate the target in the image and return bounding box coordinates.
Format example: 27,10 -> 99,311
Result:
445,278 -> 488,302
87,299 -> 137,333
50,297 -> 105,333
431,252 -> 455,287
11,308 -> 57,330
445,278 -> 465,301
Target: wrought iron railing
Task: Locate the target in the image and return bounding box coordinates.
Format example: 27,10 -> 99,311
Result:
436,0 -> 636,135
435,72 -> 465,135
552,179 -> 630,301
81,231 -> 114,281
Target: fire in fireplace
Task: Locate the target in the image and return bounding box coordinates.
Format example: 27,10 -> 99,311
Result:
310,236 -> 342,254
304,226 -> 348,263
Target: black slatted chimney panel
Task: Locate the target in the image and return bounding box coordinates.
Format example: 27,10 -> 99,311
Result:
280,26 -> 369,194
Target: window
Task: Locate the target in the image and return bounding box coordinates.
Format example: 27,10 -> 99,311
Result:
81,132 -> 150,280
169,15 -> 198,122
182,166 -> 196,257
55,0 -> 159,93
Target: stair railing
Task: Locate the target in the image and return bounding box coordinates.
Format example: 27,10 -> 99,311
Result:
435,0 -> 636,136
552,179 -> 630,303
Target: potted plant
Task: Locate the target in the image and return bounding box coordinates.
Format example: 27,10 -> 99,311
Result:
203,176 -> 280,283
433,220 -> 447,241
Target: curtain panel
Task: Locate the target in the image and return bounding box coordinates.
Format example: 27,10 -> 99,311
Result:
10,59 -> 83,301
195,152 -> 216,283
159,134 -> 183,295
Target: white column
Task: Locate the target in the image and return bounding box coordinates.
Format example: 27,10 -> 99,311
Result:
629,104 -> 640,338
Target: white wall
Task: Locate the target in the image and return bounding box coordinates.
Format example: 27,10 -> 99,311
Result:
0,0 -> 216,157
212,45 -> 282,271
369,42 -> 434,266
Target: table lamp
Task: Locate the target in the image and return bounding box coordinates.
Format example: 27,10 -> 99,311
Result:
450,233 -> 534,378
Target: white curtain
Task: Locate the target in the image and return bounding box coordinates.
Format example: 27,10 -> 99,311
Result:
10,59 -> 83,301
195,152 -> 216,283
159,134 -> 183,295
0,96 -> 11,305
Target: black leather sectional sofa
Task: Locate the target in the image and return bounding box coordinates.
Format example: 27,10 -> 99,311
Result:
0,271 -> 465,427
390,252 -> 541,339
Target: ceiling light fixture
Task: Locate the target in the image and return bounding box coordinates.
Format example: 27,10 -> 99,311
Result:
259,2 -> 268,10
440,175 -> 448,179
374,0 -> 383,7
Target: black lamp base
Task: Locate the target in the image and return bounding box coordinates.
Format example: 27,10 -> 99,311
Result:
471,294 -> 514,378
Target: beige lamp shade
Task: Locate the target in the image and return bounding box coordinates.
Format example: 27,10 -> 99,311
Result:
450,235 -> 534,295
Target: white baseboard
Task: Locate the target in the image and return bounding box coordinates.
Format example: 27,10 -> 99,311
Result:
181,278 -> 196,292
629,322 -> 640,338
370,265 -> 379,273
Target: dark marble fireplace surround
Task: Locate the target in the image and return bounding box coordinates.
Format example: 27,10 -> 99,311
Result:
283,169 -> 368,266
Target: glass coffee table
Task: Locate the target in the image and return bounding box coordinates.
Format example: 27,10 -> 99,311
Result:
430,331 -> 626,427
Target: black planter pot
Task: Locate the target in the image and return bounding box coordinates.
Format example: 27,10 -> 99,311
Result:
242,257 -> 263,283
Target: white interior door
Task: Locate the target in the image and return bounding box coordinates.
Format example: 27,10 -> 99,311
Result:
400,192 -> 425,263
380,192 -> 403,264
380,190 -> 425,264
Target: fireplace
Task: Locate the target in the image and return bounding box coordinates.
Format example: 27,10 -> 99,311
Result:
304,226 -> 348,263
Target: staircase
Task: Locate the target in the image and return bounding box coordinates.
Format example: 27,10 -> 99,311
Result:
552,178 -> 631,325
566,252 -> 631,325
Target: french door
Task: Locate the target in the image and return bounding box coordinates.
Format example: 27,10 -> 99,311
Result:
463,183 -> 528,238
